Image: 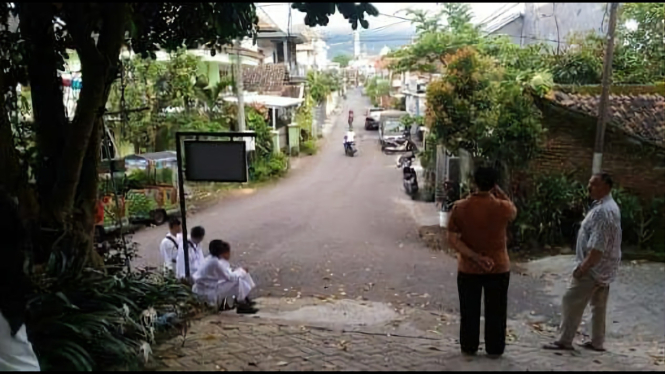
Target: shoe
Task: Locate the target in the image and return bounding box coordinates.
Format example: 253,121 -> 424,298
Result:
236,305 -> 259,314
245,297 -> 257,306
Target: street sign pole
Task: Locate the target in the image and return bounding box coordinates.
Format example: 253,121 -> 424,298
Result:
175,132 -> 191,279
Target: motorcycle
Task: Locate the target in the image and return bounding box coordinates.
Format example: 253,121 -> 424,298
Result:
344,141 -> 357,157
397,152 -> 419,199
382,129 -> 417,154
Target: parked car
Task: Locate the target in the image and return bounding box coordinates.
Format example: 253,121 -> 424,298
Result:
379,110 -> 408,147
364,107 -> 384,130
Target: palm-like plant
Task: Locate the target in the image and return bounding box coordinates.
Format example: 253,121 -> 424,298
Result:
194,77 -> 235,120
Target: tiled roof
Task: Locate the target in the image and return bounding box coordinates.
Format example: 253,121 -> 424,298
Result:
549,91 -> 665,149
220,63 -> 287,93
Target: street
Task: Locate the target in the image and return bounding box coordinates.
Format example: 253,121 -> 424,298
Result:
132,89 -> 554,319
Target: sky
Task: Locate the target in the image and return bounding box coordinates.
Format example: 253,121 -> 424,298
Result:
256,3 -> 524,39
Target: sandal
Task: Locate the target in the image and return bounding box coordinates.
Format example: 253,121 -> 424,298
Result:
542,341 -> 575,351
578,342 -> 606,352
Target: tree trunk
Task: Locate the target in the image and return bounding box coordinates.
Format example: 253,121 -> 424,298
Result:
18,3 -> 69,221
15,3 -> 128,267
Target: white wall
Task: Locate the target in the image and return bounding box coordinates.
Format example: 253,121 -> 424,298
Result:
257,40 -> 276,64
314,39 -> 329,68
522,3 -> 607,48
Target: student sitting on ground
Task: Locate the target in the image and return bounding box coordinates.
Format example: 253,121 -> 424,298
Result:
192,239 -> 258,314
176,226 -> 205,281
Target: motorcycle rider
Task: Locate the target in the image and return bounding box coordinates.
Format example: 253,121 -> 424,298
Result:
343,128 -> 356,154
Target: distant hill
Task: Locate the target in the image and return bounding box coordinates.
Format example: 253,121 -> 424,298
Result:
323,27 -> 415,59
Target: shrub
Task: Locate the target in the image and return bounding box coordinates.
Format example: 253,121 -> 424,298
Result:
249,152 -> 288,182
512,173 -> 588,249
300,140 -> 318,156
613,189 -> 665,252
26,247 -> 202,371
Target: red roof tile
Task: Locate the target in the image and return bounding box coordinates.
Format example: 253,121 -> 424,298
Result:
548,92 -> 665,149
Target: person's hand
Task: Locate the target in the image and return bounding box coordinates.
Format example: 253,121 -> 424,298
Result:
474,255 -> 494,272
242,267 -> 249,273
573,266 -> 585,279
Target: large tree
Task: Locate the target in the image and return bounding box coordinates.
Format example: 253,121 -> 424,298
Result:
332,54 -> 352,67
0,2 -> 377,269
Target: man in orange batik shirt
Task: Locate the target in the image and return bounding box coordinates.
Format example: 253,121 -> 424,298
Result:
447,166 -> 517,359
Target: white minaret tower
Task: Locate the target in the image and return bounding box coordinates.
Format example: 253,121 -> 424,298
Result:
354,29 -> 360,59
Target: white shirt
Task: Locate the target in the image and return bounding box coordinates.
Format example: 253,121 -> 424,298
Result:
192,256 -> 255,306
575,194 -> 622,285
344,131 -> 355,143
175,239 -> 204,280
0,312 -> 40,371
159,232 -> 181,272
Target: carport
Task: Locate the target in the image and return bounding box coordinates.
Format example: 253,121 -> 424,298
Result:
224,95 -> 304,155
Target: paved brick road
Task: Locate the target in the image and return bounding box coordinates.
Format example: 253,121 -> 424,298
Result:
145,313 -> 661,372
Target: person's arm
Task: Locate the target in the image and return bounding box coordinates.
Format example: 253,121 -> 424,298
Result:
574,210 -> 611,278
446,205 -> 494,271
492,185 -> 517,221
219,260 -> 241,282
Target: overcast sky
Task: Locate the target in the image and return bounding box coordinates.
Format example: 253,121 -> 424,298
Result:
256,3 -> 523,38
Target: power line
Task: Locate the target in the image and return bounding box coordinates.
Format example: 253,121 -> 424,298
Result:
481,3 -> 522,29
477,3 -> 515,25
326,34 -> 573,46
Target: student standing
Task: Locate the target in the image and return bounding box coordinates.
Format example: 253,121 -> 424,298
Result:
159,218 -> 182,277
176,226 -> 205,281
0,189 -> 41,371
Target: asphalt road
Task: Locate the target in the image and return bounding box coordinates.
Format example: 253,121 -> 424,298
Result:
132,88 -> 555,319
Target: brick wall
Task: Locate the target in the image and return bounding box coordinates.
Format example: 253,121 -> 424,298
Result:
531,104 -> 665,198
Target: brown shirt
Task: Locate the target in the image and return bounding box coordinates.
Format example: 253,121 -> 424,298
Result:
447,192 -> 517,274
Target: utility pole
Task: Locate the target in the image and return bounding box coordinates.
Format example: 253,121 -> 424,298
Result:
235,39 -> 246,132
592,2 -> 619,174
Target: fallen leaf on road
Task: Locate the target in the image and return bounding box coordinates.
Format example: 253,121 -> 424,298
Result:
340,292 -> 347,296
276,361 -> 289,367
428,346 -> 442,351
248,362 -> 257,367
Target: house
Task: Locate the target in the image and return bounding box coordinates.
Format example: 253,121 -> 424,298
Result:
255,8 -> 308,79
532,90 -> 665,198
402,72 -> 430,117
295,26 -> 329,71
485,11 -> 524,46
486,3 -> 608,48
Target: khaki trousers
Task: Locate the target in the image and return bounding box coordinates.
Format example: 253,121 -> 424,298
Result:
559,273 -> 610,347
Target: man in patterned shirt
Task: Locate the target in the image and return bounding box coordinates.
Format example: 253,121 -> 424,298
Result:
544,173 -> 622,352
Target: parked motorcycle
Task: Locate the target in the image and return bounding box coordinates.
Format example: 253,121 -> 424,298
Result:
397,152 -> 419,199
382,128 -> 417,154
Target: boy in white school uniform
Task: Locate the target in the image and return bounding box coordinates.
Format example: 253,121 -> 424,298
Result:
159,217 -> 182,277
192,239 -> 258,314
176,226 -> 205,281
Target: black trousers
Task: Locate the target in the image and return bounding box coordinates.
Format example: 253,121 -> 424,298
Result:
457,271 -> 510,355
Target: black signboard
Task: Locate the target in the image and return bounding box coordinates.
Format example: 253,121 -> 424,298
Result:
183,140 -> 247,183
